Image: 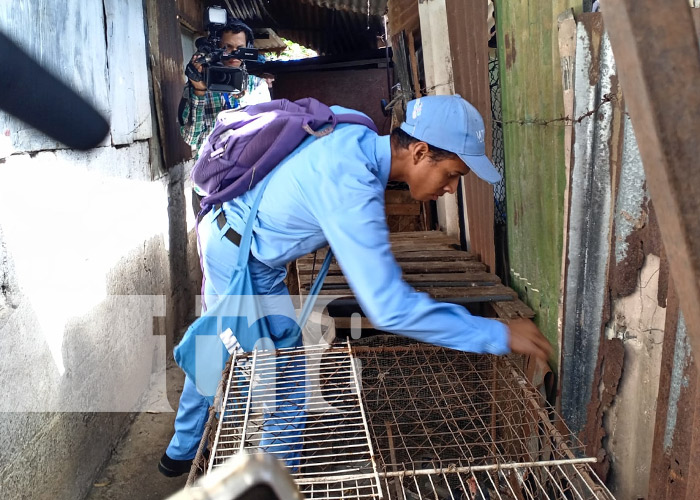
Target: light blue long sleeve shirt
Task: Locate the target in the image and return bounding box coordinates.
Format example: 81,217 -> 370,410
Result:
222,106 -> 509,354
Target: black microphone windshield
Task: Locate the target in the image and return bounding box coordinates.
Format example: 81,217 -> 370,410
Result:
0,30 -> 109,151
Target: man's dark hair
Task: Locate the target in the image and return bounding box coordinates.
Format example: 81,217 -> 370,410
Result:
391,127 -> 458,162
222,19 -> 255,48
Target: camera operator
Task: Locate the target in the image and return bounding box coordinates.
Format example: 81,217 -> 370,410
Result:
179,18 -> 271,160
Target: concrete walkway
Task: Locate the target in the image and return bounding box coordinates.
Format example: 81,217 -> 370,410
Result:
85,359 -> 189,500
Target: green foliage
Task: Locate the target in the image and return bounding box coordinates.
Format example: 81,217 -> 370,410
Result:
264,38 -> 317,61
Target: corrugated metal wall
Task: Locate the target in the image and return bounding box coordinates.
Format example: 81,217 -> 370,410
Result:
223,0 -> 384,55
559,16 -> 671,499
555,12 -> 700,499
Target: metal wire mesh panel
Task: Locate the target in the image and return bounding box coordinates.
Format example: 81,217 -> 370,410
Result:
353,336 -> 614,499
490,56 -> 507,225
209,337 -> 614,499
208,343 -> 382,499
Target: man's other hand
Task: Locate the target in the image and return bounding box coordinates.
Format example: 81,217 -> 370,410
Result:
507,318 -> 552,362
188,54 -> 207,94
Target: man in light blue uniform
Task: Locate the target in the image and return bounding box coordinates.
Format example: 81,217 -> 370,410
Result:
158,94 -> 552,476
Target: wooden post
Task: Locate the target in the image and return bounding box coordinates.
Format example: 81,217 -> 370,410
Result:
417,0 -> 461,240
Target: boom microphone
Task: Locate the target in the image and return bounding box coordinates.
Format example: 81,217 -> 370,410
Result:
0,30 -> 109,151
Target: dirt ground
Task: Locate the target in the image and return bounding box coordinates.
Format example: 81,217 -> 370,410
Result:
85,359 -> 189,500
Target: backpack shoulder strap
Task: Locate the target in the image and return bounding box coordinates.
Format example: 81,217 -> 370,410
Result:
235,168 -> 332,331
297,249 -> 333,330
236,173 -> 273,269
334,112 -> 379,134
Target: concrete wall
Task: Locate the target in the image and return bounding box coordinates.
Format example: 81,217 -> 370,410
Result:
0,1 -> 199,498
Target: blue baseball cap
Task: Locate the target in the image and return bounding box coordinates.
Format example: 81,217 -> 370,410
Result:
400,95 -> 501,184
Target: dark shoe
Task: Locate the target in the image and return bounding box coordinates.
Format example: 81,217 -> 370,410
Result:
158,453 -> 193,477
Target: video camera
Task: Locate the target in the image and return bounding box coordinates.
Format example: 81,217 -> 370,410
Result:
185,6 -> 259,94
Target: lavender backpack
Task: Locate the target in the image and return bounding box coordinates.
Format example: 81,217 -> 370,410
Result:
191,97 -> 378,213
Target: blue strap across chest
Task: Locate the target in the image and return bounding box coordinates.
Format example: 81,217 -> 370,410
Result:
238,173 -> 332,329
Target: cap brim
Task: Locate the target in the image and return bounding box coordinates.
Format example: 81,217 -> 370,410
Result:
458,153 -> 502,184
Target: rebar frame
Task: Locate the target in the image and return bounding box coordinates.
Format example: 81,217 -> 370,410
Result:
208,336 -> 614,499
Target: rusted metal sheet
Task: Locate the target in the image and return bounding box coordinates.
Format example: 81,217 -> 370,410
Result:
300,0 -> 388,16
270,67 -> 391,134
445,0 -> 495,273
145,0 -> 191,168
601,0 -> 700,361
559,13 -> 678,497
226,0 -> 384,55
649,279 -> 700,499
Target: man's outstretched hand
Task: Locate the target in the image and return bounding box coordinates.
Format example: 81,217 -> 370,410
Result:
507,318 -> 552,362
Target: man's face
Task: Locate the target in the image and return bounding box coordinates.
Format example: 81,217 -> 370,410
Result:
403,144 -> 471,202
219,31 -> 247,68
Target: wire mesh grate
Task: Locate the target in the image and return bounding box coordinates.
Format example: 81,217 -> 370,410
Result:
208,341 -> 382,499
208,336 -> 614,499
490,56 -> 507,225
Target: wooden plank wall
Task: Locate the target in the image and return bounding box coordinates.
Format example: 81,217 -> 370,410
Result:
177,0 -> 205,33
445,0 -> 495,272
494,0 -> 579,360
105,0 -> 153,145
145,0 -> 192,168
387,0 -> 420,36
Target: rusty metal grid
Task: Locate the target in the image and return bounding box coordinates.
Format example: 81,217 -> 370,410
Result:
353,336 -> 614,499
208,337 -> 614,499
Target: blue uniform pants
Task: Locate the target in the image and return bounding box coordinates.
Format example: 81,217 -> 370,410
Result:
167,207 -> 304,462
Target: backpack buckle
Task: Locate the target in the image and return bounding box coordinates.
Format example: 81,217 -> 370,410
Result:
211,142 -> 227,159
211,129 -> 236,158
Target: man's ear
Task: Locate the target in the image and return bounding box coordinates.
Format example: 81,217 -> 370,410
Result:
411,142 -> 430,164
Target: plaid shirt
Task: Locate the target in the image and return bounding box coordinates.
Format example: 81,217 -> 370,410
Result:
180,75 -> 269,158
